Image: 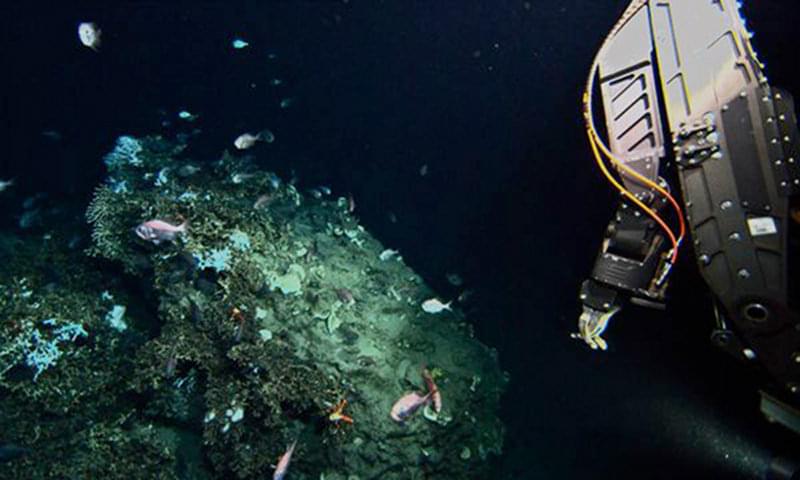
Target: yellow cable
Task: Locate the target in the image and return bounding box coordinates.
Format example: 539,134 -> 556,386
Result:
583,15 -> 686,264
585,120 -> 679,255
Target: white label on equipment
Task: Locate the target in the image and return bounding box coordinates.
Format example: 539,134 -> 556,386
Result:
747,217 -> 777,236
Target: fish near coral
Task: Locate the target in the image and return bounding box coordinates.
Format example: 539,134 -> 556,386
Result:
390,391 -> 432,423
135,219 -> 187,245
273,440 -> 297,480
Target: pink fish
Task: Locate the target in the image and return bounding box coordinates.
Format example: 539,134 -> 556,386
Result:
421,367 -> 442,413
273,440 -> 297,480
135,219 -> 187,245
390,391 -> 432,423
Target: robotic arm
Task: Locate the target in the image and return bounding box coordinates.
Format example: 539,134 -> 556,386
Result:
576,0 -> 800,434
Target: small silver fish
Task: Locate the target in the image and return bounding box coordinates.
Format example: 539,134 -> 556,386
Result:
177,110 -> 199,121
234,130 -> 274,150
232,38 -> 249,49
177,164 -> 201,177
78,22 -> 101,51
421,298 -> 451,314
231,172 -> 257,184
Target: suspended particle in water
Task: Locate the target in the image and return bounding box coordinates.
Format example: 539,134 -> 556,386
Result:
270,78 -> 283,86
280,98 -> 294,109
232,38 -> 249,49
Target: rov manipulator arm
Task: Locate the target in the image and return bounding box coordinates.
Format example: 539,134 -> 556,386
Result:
575,0 -> 800,410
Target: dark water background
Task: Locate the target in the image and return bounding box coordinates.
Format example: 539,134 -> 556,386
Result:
1,1 -> 799,478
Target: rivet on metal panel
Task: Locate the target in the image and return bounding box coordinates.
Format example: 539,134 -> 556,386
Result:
720,200 -> 733,210
722,105 -> 729,112
729,232 -> 742,241
740,91 -> 748,98
699,254 -> 711,266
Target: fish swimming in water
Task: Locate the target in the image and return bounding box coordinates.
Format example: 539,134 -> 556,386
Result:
234,130 -> 275,150
177,110 -> 199,122
421,298 -> 451,314
78,22 -> 101,51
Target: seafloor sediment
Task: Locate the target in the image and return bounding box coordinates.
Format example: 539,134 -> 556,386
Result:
0,135 -> 506,479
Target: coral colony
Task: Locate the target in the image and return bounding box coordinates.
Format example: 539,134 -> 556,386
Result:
0,135 -> 507,479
